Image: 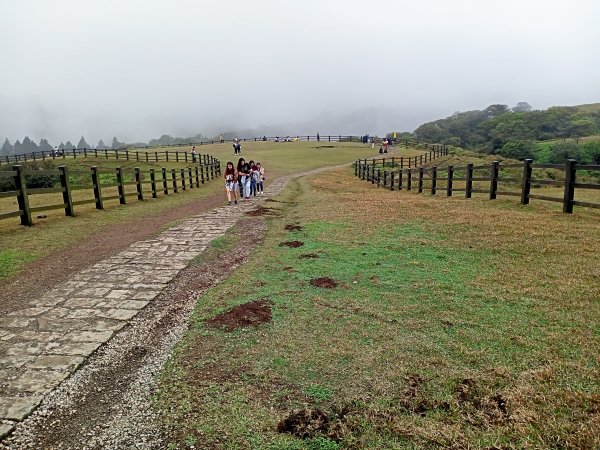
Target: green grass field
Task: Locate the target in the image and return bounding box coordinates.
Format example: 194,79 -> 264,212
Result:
0,142 -> 423,281
156,165 -> 600,449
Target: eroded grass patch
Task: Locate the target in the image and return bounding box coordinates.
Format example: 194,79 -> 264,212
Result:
157,169 -> 600,449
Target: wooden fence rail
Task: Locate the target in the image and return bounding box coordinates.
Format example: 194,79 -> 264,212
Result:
354,158 -> 600,214
1,138 -> 448,166
0,159 -> 221,226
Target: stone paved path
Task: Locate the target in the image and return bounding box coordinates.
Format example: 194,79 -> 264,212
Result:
0,168 -> 308,440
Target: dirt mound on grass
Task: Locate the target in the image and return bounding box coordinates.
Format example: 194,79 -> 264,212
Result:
299,253 -> 320,259
277,409 -> 331,439
284,224 -> 303,231
310,277 -> 338,289
279,240 -> 304,248
206,300 -> 272,332
245,205 -> 277,216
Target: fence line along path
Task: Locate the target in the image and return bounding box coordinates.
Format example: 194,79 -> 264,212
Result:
355,157 -> 600,214
0,163 -> 341,442
0,157 -> 221,226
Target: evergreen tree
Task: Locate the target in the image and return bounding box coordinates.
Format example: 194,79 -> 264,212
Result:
77,136 -> 90,149
65,141 -> 75,150
96,139 -> 108,150
21,136 -> 38,153
1,138 -> 14,156
14,139 -> 22,154
58,142 -> 66,150
111,137 -> 124,149
38,138 -> 53,152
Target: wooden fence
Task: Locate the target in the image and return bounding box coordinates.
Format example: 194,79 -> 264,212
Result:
0,159 -> 221,226
0,138 -> 447,166
354,158 -> 600,214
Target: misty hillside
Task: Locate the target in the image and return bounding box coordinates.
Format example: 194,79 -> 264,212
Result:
408,102 -> 600,164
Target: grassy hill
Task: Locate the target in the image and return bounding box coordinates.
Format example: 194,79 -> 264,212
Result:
156,159 -> 599,449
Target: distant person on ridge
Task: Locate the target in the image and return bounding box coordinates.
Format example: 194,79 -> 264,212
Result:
317,132 -> 320,142
233,138 -> 241,155
191,146 -> 197,163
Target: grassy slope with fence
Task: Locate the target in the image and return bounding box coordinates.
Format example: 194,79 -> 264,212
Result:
356,148 -> 600,213
0,141 -> 425,280
156,161 -> 599,449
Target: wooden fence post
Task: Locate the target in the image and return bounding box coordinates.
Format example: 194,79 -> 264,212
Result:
166,150 -> 169,162
447,165 -> 454,196
162,168 -> 169,194
465,163 -> 473,199
520,159 -> 532,205
398,168 -> 403,190
188,167 -> 193,189
390,172 -> 395,191
418,167 -> 424,193
563,159 -> 577,213
377,169 -> 381,187
172,168 -> 178,193
180,168 -> 186,191
126,150 -> 129,161
13,165 -> 32,226
91,166 -> 103,209
150,168 -> 157,198
59,165 -> 74,216
200,165 -> 205,184
135,167 -> 144,200
383,171 -> 387,187
176,151 -> 179,163
490,161 -> 499,200
116,167 -> 126,204
195,166 -> 200,187
400,157 -> 404,168
431,166 -> 437,195
407,169 -> 412,191
155,151 -> 159,162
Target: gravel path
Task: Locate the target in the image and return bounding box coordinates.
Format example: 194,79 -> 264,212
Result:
1,166 -> 344,449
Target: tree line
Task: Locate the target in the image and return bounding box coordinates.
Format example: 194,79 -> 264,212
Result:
398,102 -> 600,164
0,133 -> 207,157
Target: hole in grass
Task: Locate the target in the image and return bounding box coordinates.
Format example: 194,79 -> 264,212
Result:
279,240 -> 304,248
206,300 -> 272,332
310,277 -> 338,289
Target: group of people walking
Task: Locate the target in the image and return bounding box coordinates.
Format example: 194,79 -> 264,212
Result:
224,158 -> 265,205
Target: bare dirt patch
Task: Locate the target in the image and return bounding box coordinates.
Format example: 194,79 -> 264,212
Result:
310,277 -> 338,289
284,224 -> 303,231
279,240 -> 304,248
206,300 -> 272,332
299,253 -> 320,259
245,205 -> 278,216
277,408 -> 332,439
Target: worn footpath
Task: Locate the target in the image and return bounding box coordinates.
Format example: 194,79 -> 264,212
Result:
0,165 -> 342,445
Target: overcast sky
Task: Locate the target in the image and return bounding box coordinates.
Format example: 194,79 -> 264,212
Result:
1,0 -> 599,144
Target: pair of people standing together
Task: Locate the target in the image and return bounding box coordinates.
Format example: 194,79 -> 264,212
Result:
224,158 -> 265,205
